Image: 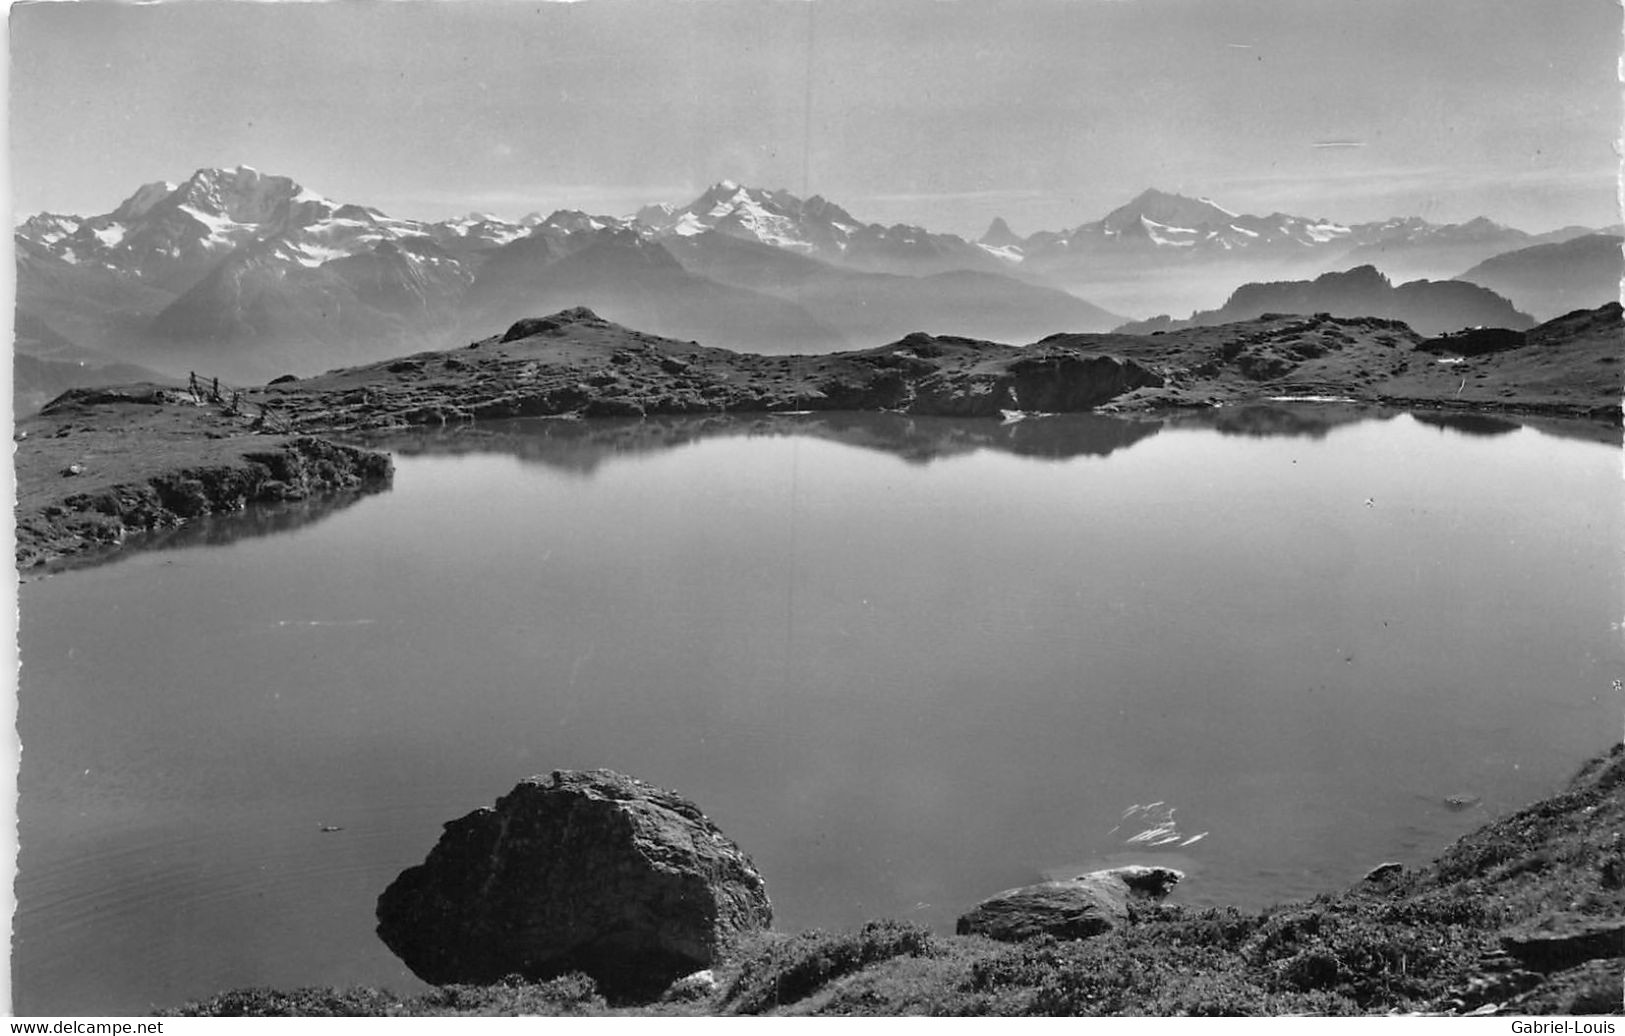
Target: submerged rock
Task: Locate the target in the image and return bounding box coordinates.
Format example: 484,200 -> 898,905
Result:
956,865 -> 1183,943
375,769 -> 772,1000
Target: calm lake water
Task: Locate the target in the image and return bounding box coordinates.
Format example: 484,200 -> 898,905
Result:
15,407 -> 1624,1014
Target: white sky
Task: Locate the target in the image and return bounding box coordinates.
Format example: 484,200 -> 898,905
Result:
8,0 -> 1622,236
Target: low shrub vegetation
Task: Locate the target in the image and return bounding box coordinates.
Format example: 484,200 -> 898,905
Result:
168,746 -> 1625,1018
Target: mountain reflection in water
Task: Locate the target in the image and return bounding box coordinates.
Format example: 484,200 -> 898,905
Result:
1166,402 -> 1401,440
1410,412 -> 1524,438
31,481 -> 390,577
357,411 -> 1167,473
358,403 -> 1611,477
48,406 -> 1615,576
1150,402 -> 1615,446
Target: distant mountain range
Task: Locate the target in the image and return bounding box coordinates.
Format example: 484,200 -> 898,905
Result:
637,180 -> 1014,276
14,165 -> 1616,397
13,167 -> 1127,387
986,188 -> 1603,274
980,188 -> 1611,315
1115,265 -> 1535,338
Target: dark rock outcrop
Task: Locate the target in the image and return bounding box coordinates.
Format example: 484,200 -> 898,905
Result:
1002,352 -> 1165,412
901,348 -> 1163,418
1499,916 -> 1625,972
376,770 -> 772,1000
1418,327 -> 1527,357
956,865 -> 1183,943
501,307 -> 606,342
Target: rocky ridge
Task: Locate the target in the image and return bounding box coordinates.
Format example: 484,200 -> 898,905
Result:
16,302 -> 1620,571
251,303 -> 1620,435
248,306 -> 1166,431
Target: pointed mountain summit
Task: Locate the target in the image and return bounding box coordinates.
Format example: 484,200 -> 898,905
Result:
650,181 -> 855,252
634,181 -> 1003,276
979,217 -> 1023,249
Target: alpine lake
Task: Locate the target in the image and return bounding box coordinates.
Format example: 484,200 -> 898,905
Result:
14,404 -> 1624,1014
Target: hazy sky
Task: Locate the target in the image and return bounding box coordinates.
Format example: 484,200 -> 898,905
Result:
8,0 -> 1621,236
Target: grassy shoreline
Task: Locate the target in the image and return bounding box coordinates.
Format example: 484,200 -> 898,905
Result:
164,744 -> 1624,1016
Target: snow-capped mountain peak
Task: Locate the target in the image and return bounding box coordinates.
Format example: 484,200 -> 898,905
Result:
633,201 -> 679,227
534,209 -> 631,236
1021,187 -> 1377,257
111,180 -> 177,222
653,181 -> 827,253
16,168 -> 1562,342
15,212 -> 84,244
634,181 -> 895,260
16,165 -> 493,288
1099,188 -> 1243,235
169,165 -> 313,224
975,217 -> 1026,262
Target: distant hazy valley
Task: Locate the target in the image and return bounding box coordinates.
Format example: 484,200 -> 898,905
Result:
13,165 -> 1621,409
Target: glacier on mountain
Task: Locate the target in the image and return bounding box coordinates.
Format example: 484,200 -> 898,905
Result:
175,203 -> 248,250
976,241 -> 1024,263
13,165 -> 1580,360
1139,216 -> 1198,247
1304,222 -> 1352,244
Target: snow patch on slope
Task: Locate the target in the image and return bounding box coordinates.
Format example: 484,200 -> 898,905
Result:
977,241 -> 1024,263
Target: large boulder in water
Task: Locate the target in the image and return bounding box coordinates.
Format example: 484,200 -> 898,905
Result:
375,769 -> 772,999
956,865 -> 1183,942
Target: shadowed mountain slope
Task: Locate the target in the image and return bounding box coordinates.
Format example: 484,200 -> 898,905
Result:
664,231 -> 1123,344
459,230 -> 848,355
1457,234 -> 1622,321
